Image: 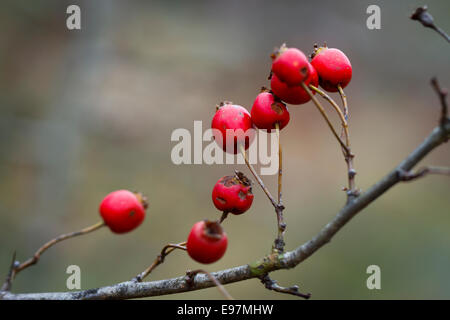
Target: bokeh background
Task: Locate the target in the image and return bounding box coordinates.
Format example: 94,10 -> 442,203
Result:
0,0 -> 449,300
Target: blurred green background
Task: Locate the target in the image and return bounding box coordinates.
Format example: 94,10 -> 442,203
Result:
0,0 -> 449,299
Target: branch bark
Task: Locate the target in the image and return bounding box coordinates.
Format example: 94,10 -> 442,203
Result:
2,119 -> 448,300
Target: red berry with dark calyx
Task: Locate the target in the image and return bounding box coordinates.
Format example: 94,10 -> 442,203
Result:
271,44 -> 310,86
211,102 -> 255,154
187,220 -> 228,264
310,45 -> 352,92
251,89 -> 290,131
99,190 -> 148,234
212,171 -> 254,215
270,63 -> 319,105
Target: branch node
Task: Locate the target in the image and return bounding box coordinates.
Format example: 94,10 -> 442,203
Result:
185,269 -> 196,288
348,169 -> 357,179
185,269 -> 234,300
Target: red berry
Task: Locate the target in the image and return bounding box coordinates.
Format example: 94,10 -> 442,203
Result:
271,45 -> 309,86
270,63 -> 319,105
212,171 -> 254,215
187,220 -> 228,264
211,102 -> 254,154
99,190 -> 147,234
310,46 -> 352,92
251,90 -> 290,131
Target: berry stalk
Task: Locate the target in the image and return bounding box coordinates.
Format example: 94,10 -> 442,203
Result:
239,143 -> 286,252
300,82 -> 349,154
274,123 -> 286,253
308,84 -> 357,198
336,85 -> 357,197
239,144 -> 278,209
134,242 -> 187,282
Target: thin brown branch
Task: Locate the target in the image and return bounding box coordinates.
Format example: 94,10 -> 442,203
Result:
410,6 -> 450,43
260,274 -> 310,299
398,166 -> 450,182
336,85 -> 357,198
2,221 -> 105,291
239,144 -> 278,209
275,123 -> 283,206
0,252 -> 18,292
301,82 -> 350,155
185,269 -> 234,300
337,84 -> 349,122
134,242 -> 187,282
431,77 -> 449,127
309,84 -> 349,145
273,123 -> 286,253
240,138 -> 286,252
308,84 -> 357,199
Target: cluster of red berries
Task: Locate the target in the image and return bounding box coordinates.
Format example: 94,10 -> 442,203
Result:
211,43 -> 352,154
201,43 -> 352,264
97,43 -> 352,265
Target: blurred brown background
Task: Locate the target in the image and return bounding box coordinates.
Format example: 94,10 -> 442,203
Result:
0,0 -> 449,299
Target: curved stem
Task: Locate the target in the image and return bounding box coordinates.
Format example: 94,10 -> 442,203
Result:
336,85 -> 357,195
135,242 -> 187,282
7,221 -> 105,286
309,84 -> 350,147
309,84 -> 357,197
301,82 -> 349,155
337,84 -> 349,122
239,144 -> 278,209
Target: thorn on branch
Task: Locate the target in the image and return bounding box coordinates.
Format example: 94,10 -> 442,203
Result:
410,6 -> 450,43
260,274 -> 311,299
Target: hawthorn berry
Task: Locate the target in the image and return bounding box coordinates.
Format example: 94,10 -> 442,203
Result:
270,63 -> 319,105
211,102 -> 254,154
271,45 -> 310,86
212,171 -> 254,215
251,89 -> 290,131
99,190 -> 148,234
187,220 -> 228,264
310,45 -> 352,92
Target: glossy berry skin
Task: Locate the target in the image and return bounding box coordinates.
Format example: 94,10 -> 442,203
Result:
212,174 -> 253,215
272,47 -> 309,86
99,190 -> 147,234
271,63 -> 319,105
310,47 -> 352,92
187,220 -> 228,264
251,91 -> 290,131
211,103 -> 254,154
